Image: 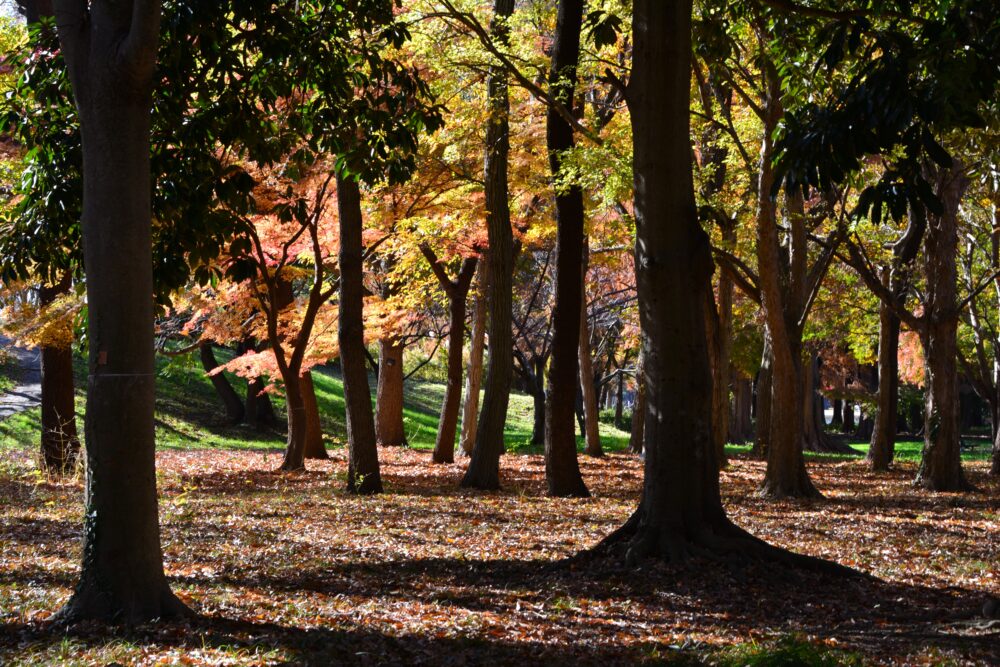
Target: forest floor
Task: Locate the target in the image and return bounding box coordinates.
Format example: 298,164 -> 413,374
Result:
0,444 -> 997,666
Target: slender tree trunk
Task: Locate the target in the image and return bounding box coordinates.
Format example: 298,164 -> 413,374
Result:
530,365 -> 545,446
279,374 -> 307,471
54,0 -> 188,622
301,370 -> 328,459
38,275 -> 80,474
916,165 -> 969,491
753,334 -> 773,457
459,262 -> 488,456
461,0 -> 516,491
802,353 -> 854,454
338,175 -> 382,494
199,342 -> 245,425
375,338 -> 406,447
579,252 -> 602,456
869,300 -> 900,470
245,376 -> 277,430
729,376 -> 753,443
705,291 -> 728,466
628,352 -> 645,455
431,256 -> 477,464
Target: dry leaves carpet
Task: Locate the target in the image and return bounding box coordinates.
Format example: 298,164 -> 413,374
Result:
0,447 -> 997,665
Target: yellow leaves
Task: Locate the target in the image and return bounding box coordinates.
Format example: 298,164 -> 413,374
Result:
0,284 -> 80,350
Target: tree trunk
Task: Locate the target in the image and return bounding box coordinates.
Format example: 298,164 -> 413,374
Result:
579,252 -> 602,457
245,376 -> 277,430
301,370 -> 328,459
831,399 -> 843,428
375,338 -> 406,447
199,342 -> 245,425
729,376 -> 753,443
869,300 -> 900,470
753,334 -> 773,457
628,352 -> 645,455
431,256 -> 477,464
459,262 -> 488,456
337,175 -> 382,494
54,0 -> 188,622
530,364 -> 545,446
916,165 -> 969,491
461,0 -> 516,491
38,275 -> 80,475
601,0 -> 763,562
802,353 -> 855,454
842,399 -> 855,433
279,373 -> 307,471
705,291 -> 728,466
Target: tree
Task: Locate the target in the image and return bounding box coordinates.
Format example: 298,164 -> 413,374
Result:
461,0 -> 516,491
542,0 -> 589,497
50,0 -> 188,623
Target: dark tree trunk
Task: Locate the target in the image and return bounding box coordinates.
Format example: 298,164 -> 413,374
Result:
541,0 -> 589,497
628,352 -> 645,455
992,424 -> 1000,475
375,338 -> 406,447
869,302 -> 901,470
245,376 -> 277,430
530,364 -> 545,446
599,0 -> 772,562
459,262 -> 488,456
842,400 -> 856,433
831,399 -> 843,427
301,370 -> 328,460
579,250 -> 602,456
279,373 -> 308,471
916,166 -> 969,491
38,275 -> 80,474
427,253 -> 477,464
729,376 -> 753,443
802,353 -> 855,454
338,175 -> 382,494
53,0 -> 188,622
705,291 -> 728,466
199,342 -> 245,425
461,0 -> 516,491
753,335 -> 773,457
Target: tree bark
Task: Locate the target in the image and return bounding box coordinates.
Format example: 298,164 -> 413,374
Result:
916,165 -> 969,491
459,262 -> 488,456
869,300 -> 901,470
461,0 -> 516,491
802,353 -> 855,454
199,342 -> 245,425
579,248 -> 602,457
831,398 -> 843,428
753,334 -> 773,457
425,251 -> 477,464
338,175 -> 382,494
53,0 -> 188,623
375,337 -> 406,447
729,376 -> 753,443
38,275 -> 80,475
245,376 -> 277,430
301,370 -> 328,459
529,361 -> 545,446
628,352 -> 645,455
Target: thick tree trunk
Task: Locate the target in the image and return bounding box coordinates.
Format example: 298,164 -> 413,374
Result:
842,399 -> 856,433
375,338 -> 406,447
831,399 -> 843,428
628,352 -> 645,455
461,0 -> 516,491
541,0 -> 589,497
916,166 -> 969,491
39,276 -> 80,474
301,371 -> 328,460
579,255 -> 602,457
803,353 -> 855,454
54,0 -> 187,622
869,302 -> 900,470
459,262 -> 488,456
199,342 -> 244,425
431,256 -> 477,464
338,175 -> 382,494
729,376 -> 753,443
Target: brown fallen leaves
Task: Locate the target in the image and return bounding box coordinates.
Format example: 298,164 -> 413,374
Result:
0,446 -> 997,665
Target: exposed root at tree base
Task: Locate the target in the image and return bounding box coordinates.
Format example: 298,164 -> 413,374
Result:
52,588 -> 195,627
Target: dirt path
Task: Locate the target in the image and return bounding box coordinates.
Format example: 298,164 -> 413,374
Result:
0,337 -> 41,420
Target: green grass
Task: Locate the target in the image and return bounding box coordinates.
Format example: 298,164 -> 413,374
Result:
0,349 -> 632,454
723,437 -> 991,462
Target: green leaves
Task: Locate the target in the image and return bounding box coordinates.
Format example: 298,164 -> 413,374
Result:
583,10 -> 623,50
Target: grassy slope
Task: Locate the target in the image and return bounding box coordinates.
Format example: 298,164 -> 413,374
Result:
0,351 -> 633,454
0,349 -> 993,462
0,350 -> 17,395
